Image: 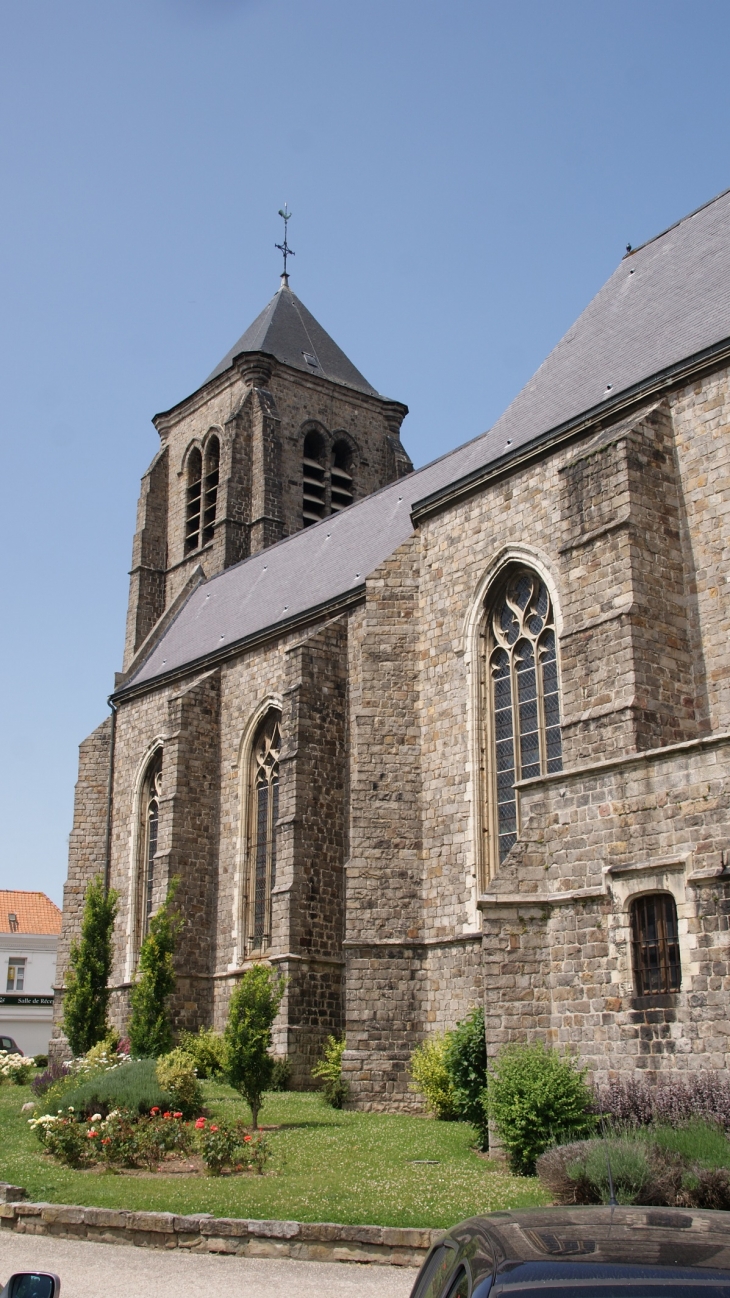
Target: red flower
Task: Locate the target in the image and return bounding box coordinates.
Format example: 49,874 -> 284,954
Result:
87,1129 -> 97,1138
209,1124 -> 219,1132
243,1134 -> 252,1142
195,1118 -> 206,1129
102,1138 -> 111,1146
173,1111 -> 183,1119
163,1112 -> 172,1119
150,1107 -> 160,1115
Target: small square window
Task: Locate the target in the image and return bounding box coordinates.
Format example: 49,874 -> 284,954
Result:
7,959 -> 25,992
302,351 -> 319,369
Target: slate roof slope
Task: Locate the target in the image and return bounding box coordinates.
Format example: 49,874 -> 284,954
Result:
0,891 -> 62,935
205,281 -> 378,395
126,188 -> 730,692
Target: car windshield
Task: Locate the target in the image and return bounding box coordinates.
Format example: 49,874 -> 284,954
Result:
491,1262 -> 730,1298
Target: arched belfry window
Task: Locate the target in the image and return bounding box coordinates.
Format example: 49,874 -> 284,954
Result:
484,568 -> 563,868
246,712 -> 281,952
631,894 -> 681,995
138,749 -> 162,948
202,436 -> 220,545
302,430 -> 326,526
331,440 -> 354,513
184,448 -> 203,553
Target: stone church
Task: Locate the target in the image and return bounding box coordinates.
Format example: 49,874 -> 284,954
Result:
54,190 -> 730,1105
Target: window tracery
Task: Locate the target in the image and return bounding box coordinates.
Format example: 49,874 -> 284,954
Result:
137,749 -> 162,953
484,568 -> 562,869
630,893 -> 681,995
246,712 -> 281,952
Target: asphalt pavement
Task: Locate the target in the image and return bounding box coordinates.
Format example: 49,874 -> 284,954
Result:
0,1234 -> 418,1298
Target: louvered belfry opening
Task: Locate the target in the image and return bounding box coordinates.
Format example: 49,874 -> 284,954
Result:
631,893 -> 682,995
486,568 -> 563,868
302,429 -> 326,525
331,440 -> 354,513
202,436 -> 220,545
184,448 -> 203,553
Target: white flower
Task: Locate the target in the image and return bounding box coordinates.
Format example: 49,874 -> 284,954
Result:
91,1113 -> 102,1122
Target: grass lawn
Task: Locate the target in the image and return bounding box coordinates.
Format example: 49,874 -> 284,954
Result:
0,1079 -> 548,1228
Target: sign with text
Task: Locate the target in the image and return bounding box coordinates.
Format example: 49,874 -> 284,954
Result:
0,995 -> 54,1007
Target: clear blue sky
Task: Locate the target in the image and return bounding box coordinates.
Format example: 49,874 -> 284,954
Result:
1,0 -> 728,904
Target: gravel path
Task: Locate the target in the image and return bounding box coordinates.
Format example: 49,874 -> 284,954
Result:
0,1234 -> 418,1298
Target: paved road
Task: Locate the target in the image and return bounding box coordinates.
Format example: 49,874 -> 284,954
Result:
0,1235 -> 418,1298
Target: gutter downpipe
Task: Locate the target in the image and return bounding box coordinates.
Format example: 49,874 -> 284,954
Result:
103,698 -> 118,895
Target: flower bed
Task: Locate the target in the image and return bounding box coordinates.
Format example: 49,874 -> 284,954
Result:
30,1106 -> 270,1176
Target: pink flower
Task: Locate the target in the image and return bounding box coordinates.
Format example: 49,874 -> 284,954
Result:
163,1112 -> 172,1119
209,1124 -> 219,1132
87,1129 -> 97,1138
102,1137 -> 111,1146
150,1107 -> 160,1115
173,1111 -> 183,1119
195,1118 -> 206,1129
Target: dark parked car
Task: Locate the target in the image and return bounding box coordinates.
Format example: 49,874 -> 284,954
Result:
411,1207 -> 730,1298
0,1037 -> 22,1055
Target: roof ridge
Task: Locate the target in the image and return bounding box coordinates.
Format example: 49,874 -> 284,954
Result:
624,184 -> 730,259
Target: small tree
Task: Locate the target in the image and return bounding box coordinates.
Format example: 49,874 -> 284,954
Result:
444,1006 -> 489,1149
312,1034 -> 349,1108
224,964 -> 286,1129
63,876 -> 118,1056
408,1031 -> 459,1119
128,879 -> 183,1058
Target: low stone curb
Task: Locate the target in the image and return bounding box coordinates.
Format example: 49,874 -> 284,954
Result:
0,1189 -> 438,1266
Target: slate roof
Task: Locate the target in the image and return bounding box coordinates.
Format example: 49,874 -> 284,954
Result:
205,280 -> 378,395
124,188 -> 730,693
0,891 -> 62,935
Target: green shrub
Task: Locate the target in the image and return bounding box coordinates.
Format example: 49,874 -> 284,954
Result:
0,1052 -> 34,1085
409,1033 -> 459,1120
444,1007 -> 489,1149
270,1056 -> 291,1092
224,965 -> 286,1129
178,1027 -> 227,1079
581,1138 -> 653,1205
59,1057 -> 171,1118
33,1054 -> 49,1069
652,1119 -> 730,1169
155,1048 -> 204,1118
63,876 -> 118,1056
31,1112 -> 93,1168
486,1041 -> 596,1174
196,1118 -> 241,1175
312,1035 -> 349,1108
128,879 -> 183,1058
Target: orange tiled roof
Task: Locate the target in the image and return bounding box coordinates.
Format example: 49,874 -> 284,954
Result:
0,891 -> 62,936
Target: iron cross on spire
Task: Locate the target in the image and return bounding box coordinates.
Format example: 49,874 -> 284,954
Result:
275,205 -> 295,283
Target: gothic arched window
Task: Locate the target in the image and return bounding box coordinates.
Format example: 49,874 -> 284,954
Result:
631,894 -> 681,995
484,568 -> 563,869
331,440 -> 354,513
202,436 -> 220,545
138,749 -> 162,949
302,430 -> 326,526
184,448 -> 203,553
246,712 -> 281,953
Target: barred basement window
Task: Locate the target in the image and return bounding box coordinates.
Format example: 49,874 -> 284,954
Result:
331,440 -> 354,513
484,568 -> 563,869
631,893 -> 681,995
302,430 -> 326,526
184,448 -> 203,553
246,712 -> 281,952
202,436 -> 220,545
139,750 -> 163,943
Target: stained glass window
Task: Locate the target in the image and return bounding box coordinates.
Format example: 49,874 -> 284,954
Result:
486,569 -> 563,867
248,713 -> 281,952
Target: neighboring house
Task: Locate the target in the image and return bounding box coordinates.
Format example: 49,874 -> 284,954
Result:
53,189 -> 730,1102
1,891 -> 61,1057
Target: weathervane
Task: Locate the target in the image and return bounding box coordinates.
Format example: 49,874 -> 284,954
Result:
275,205 -> 295,283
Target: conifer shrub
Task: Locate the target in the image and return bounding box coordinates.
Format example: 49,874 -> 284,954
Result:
409,1032 -> 459,1120
224,965 -> 286,1129
155,1048 -> 204,1117
128,880 -> 183,1058
312,1035 -> 349,1108
444,1007 -> 489,1149
179,1026 -> 227,1079
63,876 -> 118,1056
487,1041 -> 596,1174
270,1056 -> 291,1091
